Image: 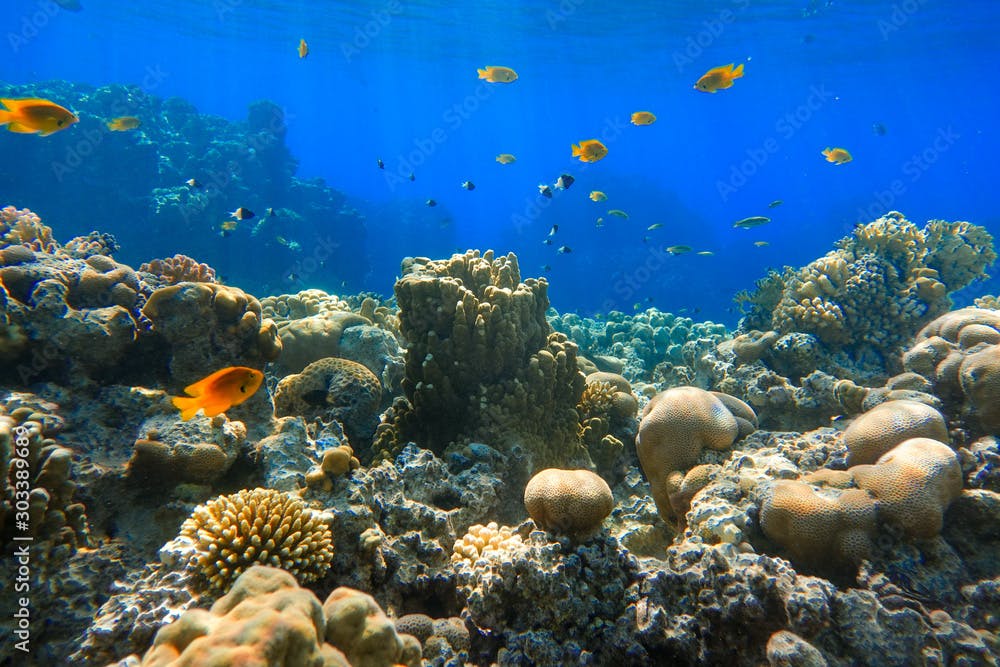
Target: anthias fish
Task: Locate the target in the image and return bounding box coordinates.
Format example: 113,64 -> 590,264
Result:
0,97 -> 78,136
171,366 -> 264,421
694,63 -> 744,93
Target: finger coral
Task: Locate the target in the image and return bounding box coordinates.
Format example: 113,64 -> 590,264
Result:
0,206 -> 57,253
178,487 -> 334,592
139,253 -> 216,285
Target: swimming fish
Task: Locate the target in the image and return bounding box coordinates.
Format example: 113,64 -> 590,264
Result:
696,251 -> 715,256
0,98 -> 78,136
229,207 -> 255,220
822,147 -> 852,164
265,207 -> 276,217
607,209 -> 629,219
768,200 -> 783,208
647,223 -> 663,231
589,190 -> 607,202
220,220 -> 238,232
298,38 -> 309,58
477,66 -> 518,83
872,122 -> 887,136
462,180 -> 475,190
554,174 -> 574,190
666,245 -> 693,255
426,199 -> 437,207
538,184 -> 553,198
377,158 -> 384,169
557,245 -> 572,254
186,178 -> 202,188
595,217 -> 604,227
548,224 -> 559,236
496,153 -> 516,164
171,366 -> 264,421
541,264 -> 551,272
631,111 -> 656,125
753,240 -> 770,247
571,139 -> 608,163
409,172 -> 416,181
694,63 -> 744,93
542,238 -> 553,245
107,116 -> 140,131
733,215 -> 771,229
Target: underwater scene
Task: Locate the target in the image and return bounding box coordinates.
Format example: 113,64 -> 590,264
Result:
1,0 -> 999,665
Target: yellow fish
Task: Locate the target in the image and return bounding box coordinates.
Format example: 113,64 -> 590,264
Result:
477,66 -> 518,83
608,209 -> 629,219
496,153 -> 516,164
220,220 -> 238,232
171,366 -> 263,421
694,63 -> 744,93
822,147 -> 852,164
0,97 -> 78,136
589,191 -> 607,202
571,139 -> 608,163
298,39 -> 309,58
107,116 -> 140,131
631,111 -> 656,125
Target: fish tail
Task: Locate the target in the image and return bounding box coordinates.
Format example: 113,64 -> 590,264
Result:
571,144 -> 581,157
0,109 -> 11,126
170,395 -> 203,421
731,63 -> 745,78
477,68 -> 488,79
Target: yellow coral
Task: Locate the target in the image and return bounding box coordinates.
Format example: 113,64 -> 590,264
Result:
179,488 -> 334,591
451,522 -> 522,563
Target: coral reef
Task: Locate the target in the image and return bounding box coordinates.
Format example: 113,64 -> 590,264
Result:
842,399 -> 949,466
174,487 -> 334,592
0,206 -> 57,253
523,468 -> 614,540
138,253 -> 216,285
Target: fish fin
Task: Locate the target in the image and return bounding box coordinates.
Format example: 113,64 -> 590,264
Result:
198,398 -> 232,418
731,63 -> 745,78
0,99 -> 19,111
571,144 -> 581,157
0,110 -> 10,126
171,395 -> 203,421
477,68 -> 488,79
6,122 -> 38,134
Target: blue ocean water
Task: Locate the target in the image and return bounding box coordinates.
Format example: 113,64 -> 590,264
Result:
4,0 -> 999,325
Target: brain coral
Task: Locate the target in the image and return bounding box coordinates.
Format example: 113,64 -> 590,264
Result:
851,437 -> 962,539
178,487 -> 334,591
387,250 -> 587,469
843,399 -> 949,466
637,386 -> 754,522
759,479 -> 877,567
523,468 -> 614,539
737,212 -> 995,362
273,357 -> 382,446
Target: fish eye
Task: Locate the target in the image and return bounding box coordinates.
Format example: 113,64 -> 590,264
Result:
57,120 -> 64,126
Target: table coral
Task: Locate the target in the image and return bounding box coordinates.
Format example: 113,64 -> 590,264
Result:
523,468 -> 614,540
387,250 -> 587,469
139,253 -> 216,285
176,487 -> 334,592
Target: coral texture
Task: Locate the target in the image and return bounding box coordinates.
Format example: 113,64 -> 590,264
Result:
523,468 -> 614,539
139,253 -> 216,285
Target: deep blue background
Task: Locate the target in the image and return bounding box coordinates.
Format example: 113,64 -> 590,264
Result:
3,0 -> 999,325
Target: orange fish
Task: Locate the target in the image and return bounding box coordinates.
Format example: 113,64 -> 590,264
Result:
631,111 -> 656,125
0,97 -> 78,136
822,147 -> 852,164
571,139 -> 608,163
694,63 -> 744,93
298,38 -> 309,58
171,366 -> 264,421
107,116 -> 140,131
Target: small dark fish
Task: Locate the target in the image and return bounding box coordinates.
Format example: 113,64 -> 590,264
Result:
554,174 -> 574,190
266,207 -> 276,217
426,199 -> 437,207
548,224 -> 558,236
768,200 -> 783,208
538,184 -> 553,198
541,264 -> 551,272
185,178 -> 202,188
872,122 -> 887,136
557,245 -> 572,254
542,238 -> 553,245
377,158 -> 385,169
409,172 -> 415,181
462,180 -> 475,190
287,272 -> 300,282
229,207 -> 255,221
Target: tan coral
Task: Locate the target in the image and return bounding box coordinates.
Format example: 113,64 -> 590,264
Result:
959,344 -> 1000,432
759,479 -> 876,566
178,488 -> 334,592
732,329 -> 780,363
451,522 -> 522,563
323,587 -> 422,667
842,399 -> 949,466
850,437 -> 962,539
139,253 -> 216,284
523,468 -> 614,539
0,206 -> 57,253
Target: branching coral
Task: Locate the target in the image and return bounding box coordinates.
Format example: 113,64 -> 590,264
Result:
139,253 -> 217,284
0,206 -> 58,253
178,487 -> 334,592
